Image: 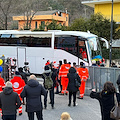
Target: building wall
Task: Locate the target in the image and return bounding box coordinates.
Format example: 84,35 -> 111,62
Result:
13,11 -> 69,30
95,2 -> 120,22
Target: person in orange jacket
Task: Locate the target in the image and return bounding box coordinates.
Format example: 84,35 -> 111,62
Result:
58,59 -> 71,95
10,71 -> 25,115
0,72 -> 5,116
77,62 -> 89,99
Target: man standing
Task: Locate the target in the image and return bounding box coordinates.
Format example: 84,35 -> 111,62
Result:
20,75 -> 47,120
0,81 -> 21,120
42,65 -> 56,109
10,71 -> 25,115
77,62 -> 89,99
58,59 -> 71,95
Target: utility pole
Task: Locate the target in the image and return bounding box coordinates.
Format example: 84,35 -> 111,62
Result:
109,0 -> 113,67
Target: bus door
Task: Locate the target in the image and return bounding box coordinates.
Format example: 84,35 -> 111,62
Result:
17,47 -> 26,68
77,39 -> 88,64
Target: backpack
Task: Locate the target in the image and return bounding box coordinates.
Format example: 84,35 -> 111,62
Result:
43,72 -> 53,90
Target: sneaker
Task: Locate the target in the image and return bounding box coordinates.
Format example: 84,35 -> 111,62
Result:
77,97 -> 83,99
73,103 -> 78,106
19,113 -> 22,116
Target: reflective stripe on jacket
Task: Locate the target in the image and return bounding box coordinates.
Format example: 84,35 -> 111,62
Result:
59,64 -> 71,78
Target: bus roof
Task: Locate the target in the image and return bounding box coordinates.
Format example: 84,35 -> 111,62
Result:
0,30 -> 97,38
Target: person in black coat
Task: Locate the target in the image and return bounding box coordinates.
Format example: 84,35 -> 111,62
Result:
116,74 -> 120,93
67,67 -> 81,106
0,81 -> 21,120
90,81 -> 120,120
42,65 -> 57,109
18,67 -> 30,84
20,75 -> 47,120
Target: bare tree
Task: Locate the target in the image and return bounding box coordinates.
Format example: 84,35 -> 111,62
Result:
17,0 -> 44,30
0,0 -> 18,29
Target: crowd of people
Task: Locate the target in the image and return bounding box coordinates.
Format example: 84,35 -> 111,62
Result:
0,59 -> 120,120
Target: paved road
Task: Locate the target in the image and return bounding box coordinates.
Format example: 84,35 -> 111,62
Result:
16,79 -> 101,120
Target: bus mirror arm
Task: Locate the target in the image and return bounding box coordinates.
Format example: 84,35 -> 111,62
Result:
99,37 -> 109,49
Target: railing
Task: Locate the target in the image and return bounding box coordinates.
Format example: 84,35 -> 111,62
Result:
85,66 -> 120,95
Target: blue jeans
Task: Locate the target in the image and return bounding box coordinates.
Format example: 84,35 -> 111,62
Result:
2,114 -> 16,120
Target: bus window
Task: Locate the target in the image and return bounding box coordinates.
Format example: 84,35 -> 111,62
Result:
0,36 -> 51,47
54,36 -> 88,62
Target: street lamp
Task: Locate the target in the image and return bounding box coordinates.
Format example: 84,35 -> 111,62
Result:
109,0 -> 113,67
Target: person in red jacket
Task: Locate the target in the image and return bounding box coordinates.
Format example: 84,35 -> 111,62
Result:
0,72 -> 5,116
58,59 -> 71,95
77,62 -> 89,99
10,71 -> 25,115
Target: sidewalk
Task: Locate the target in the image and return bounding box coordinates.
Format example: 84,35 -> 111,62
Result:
16,78 -> 101,120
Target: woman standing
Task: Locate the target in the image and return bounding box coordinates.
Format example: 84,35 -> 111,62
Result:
90,81 -> 120,120
67,67 -> 81,106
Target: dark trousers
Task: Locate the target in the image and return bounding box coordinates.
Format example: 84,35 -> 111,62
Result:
48,87 -> 54,107
69,91 -> 77,104
56,80 -> 62,93
2,114 -> 16,120
27,110 -> 43,120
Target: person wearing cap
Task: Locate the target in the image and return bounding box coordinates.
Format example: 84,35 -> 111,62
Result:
77,62 -> 89,99
10,71 -> 25,115
20,75 -> 47,120
42,65 -> 56,109
0,81 -> 21,120
60,112 -> 73,120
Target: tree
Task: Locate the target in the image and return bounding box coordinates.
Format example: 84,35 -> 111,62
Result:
0,0 -> 18,30
68,13 -> 119,41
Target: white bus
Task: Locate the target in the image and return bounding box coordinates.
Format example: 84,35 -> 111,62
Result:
0,30 -> 108,74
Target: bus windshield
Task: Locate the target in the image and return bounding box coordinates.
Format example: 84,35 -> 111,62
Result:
87,37 -> 102,59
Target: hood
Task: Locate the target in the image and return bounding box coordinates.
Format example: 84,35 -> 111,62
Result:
69,67 -> 76,73
27,79 -> 39,87
3,87 -> 13,95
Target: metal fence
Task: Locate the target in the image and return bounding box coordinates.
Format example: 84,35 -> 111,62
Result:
85,66 -> 120,95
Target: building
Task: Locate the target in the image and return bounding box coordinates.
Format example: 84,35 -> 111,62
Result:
82,0 -> 120,27
13,10 -> 69,30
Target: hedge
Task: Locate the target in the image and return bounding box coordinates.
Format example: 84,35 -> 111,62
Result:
102,48 -> 120,59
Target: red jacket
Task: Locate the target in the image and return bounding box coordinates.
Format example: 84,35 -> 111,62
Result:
59,64 -> 71,78
10,76 -> 25,95
0,77 -> 5,92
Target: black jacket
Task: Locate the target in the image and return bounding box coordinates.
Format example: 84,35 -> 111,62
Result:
90,91 -> 120,120
0,87 -> 21,115
67,67 -> 81,92
20,79 -> 47,112
117,74 -> 120,85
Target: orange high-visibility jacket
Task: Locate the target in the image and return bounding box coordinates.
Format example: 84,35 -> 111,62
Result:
0,77 -> 5,92
11,76 -> 25,95
59,64 -> 71,78
77,67 -> 89,81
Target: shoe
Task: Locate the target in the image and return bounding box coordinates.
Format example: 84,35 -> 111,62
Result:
52,105 -> 54,109
59,93 -> 64,95
55,92 -> 59,94
65,93 -> 68,95
77,97 -> 83,99
49,102 -> 51,104
19,113 -> 22,116
68,103 -> 71,107
73,103 -> 78,106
